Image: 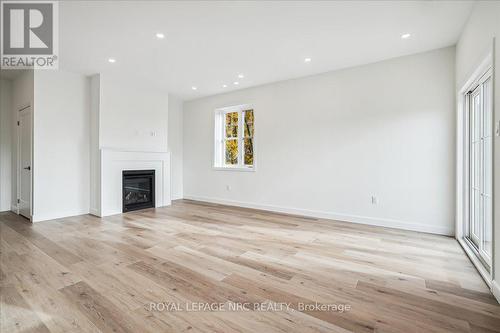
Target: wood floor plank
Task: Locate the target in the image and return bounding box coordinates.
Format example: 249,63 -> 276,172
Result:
356,280 -> 500,331
8,269 -> 101,332
1,200 -> 499,333
0,285 -> 51,333
3,219 -> 83,267
59,281 -> 143,333
425,279 -> 498,305
223,273 -> 377,333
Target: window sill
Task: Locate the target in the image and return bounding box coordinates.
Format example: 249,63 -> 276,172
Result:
213,166 -> 255,172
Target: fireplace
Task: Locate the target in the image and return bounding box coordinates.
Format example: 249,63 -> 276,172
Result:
122,170 -> 155,212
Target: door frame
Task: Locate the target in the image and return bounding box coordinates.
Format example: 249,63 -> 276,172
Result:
456,51 -> 494,286
16,104 -> 33,221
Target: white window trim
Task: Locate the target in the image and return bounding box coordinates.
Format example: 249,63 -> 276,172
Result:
213,104 -> 255,171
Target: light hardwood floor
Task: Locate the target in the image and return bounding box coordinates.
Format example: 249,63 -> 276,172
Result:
1,199 -> 499,333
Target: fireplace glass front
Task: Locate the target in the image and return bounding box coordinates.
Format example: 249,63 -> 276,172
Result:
122,170 -> 155,212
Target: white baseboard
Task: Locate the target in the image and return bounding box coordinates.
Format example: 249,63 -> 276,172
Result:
492,280 -> 500,304
183,195 -> 454,236
32,210 -> 90,223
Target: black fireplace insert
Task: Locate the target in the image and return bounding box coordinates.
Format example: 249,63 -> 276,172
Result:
122,170 -> 155,212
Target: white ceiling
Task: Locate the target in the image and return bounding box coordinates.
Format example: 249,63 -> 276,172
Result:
58,1 -> 474,100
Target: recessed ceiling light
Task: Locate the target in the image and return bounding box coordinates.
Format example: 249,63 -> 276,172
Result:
401,33 -> 411,39
156,32 -> 165,39
304,57 -> 312,63
238,74 -> 244,79
233,81 -> 239,85
108,58 -> 116,63
222,84 -> 227,88
191,86 -> 197,90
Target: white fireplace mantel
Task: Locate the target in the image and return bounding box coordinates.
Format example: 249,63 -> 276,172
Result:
91,148 -> 171,217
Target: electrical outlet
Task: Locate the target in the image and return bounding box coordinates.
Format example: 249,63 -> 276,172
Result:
226,185 -> 231,191
371,196 -> 377,205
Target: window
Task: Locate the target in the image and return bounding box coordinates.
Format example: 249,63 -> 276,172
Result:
214,105 -> 254,170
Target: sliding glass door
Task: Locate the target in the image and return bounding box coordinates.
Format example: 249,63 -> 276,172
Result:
466,69 -> 492,269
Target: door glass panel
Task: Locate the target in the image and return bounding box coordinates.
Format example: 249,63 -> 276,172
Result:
481,78 -> 492,259
472,189 -> 480,245
484,138 -> 492,196
483,78 -> 492,138
484,196 -> 492,257
474,94 -> 481,140
469,89 -> 481,247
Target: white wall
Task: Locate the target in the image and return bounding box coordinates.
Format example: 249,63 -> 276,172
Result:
5,71 -> 171,221
456,1 -> 500,295
11,71 -> 34,212
33,70 -> 90,222
88,74 -> 172,217
100,73 -> 169,152
168,95 -> 184,200
0,79 -> 12,211
183,47 -> 456,235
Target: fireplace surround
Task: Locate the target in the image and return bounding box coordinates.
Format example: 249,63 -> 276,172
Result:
122,170 -> 155,212
93,149 -> 171,217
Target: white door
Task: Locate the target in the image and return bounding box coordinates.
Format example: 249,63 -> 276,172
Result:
466,70 -> 493,268
18,106 -> 32,219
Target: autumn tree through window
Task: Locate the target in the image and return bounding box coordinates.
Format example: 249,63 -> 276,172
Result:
214,105 -> 254,170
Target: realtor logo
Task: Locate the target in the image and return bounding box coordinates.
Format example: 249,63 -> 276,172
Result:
1,1 -> 58,69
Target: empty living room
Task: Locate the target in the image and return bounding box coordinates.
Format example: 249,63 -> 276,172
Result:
1,0 -> 500,332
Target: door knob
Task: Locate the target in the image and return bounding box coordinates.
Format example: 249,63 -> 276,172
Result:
23,166 -> 31,171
